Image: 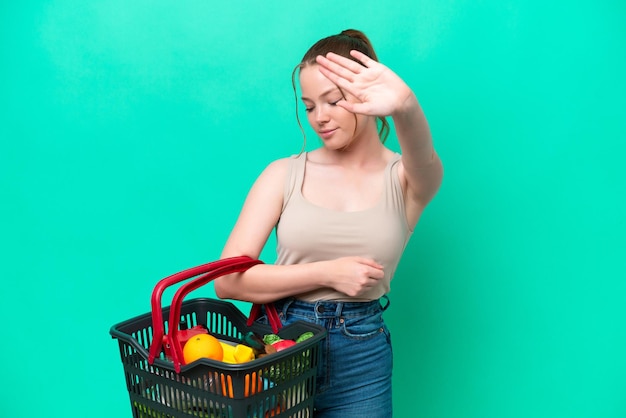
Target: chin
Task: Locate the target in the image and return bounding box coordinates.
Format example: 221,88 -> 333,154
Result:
320,137 -> 353,151
334,140 -> 356,152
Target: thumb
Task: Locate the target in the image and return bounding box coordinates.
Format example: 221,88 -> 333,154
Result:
337,99 -> 370,116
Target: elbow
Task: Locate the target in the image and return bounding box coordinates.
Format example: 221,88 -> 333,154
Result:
213,264 -> 264,301
212,278 -> 232,300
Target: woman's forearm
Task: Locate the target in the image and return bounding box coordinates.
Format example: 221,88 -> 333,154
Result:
392,93 -> 436,168
213,262 -> 328,304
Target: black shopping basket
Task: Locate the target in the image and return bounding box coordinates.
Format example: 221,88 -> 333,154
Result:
110,256 -> 326,418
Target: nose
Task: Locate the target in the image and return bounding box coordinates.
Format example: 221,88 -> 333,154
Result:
314,106 -> 330,125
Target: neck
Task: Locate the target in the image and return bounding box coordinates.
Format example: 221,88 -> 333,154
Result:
320,136 -> 388,168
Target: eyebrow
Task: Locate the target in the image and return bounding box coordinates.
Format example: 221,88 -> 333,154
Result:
301,87 -> 342,102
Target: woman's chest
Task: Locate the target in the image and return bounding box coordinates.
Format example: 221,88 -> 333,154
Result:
301,166 -> 385,212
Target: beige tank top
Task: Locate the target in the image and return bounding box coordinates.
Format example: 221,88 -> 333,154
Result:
275,152 -> 413,302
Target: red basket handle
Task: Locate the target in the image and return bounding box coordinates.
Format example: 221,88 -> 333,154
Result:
247,302 -> 282,332
166,257 -> 265,371
148,256 -> 280,370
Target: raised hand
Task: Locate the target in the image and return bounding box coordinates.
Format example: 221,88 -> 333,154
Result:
316,50 -> 415,118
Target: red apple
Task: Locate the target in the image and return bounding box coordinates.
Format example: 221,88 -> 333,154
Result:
272,339 -> 297,352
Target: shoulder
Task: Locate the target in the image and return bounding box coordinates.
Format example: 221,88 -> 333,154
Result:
251,155 -> 301,192
259,155 -> 300,179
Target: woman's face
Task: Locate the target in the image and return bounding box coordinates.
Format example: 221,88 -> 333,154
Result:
299,64 -> 370,150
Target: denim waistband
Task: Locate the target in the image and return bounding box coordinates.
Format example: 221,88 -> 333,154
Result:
273,296 -> 390,319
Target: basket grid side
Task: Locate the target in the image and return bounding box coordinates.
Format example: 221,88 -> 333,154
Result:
112,299 -> 326,417
207,310 -> 241,340
119,341 -> 237,417
117,333 -> 320,417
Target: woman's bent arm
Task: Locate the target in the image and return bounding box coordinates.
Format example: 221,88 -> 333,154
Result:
213,158 -> 385,304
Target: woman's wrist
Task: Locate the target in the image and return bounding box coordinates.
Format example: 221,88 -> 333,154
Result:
310,260 -> 332,289
392,91 -> 420,119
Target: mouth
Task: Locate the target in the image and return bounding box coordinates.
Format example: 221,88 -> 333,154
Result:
318,128 -> 337,139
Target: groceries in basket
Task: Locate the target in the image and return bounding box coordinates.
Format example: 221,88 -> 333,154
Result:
110,256 -> 326,418
175,324 -> 315,366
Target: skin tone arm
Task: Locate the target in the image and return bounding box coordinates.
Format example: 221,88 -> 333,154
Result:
213,159 -> 385,304
316,51 -> 443,220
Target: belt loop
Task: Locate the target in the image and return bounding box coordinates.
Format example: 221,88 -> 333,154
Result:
281,298 -> 295,317
380,295 -> 391,311
335,301 -> 344,317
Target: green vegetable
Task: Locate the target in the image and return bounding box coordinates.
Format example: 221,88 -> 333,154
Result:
295,332 -> 314,343
263,333 -> 282,345
264,349 -> 312,382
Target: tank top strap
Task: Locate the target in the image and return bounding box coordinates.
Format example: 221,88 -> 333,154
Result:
383,153 -> 404,210
282,152 -> 307,213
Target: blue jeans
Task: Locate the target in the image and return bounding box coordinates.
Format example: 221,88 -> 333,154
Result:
261,297 -> 393,417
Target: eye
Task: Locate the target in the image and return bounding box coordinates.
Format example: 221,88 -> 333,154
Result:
330,99 -> 342,106
305,107 -> 314,113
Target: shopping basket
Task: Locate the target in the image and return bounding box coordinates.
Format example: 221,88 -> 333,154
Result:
110,256 -> 326,418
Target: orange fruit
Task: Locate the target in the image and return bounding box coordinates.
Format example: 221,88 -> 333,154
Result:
182,334 -> 223,364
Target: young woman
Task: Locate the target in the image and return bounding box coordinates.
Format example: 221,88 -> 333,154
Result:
214,29 -> 443,417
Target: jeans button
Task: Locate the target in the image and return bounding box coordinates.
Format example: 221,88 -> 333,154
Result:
316,305 -> 325,313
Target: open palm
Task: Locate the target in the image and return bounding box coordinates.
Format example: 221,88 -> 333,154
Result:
316,50 -> 414,117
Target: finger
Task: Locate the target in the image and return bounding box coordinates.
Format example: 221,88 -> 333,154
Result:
322,52 -> 366,74
334,99 -> 355,113
370,268 -> 385,280
349,50 -> 375,67
336,100 -> 372,115
316,65 -> 359,99
316,55 -> 357,82
355,257 -> 384,269
333,97 -> 376,117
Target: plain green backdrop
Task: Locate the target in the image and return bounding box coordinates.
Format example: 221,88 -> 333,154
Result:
1,1 -> 625,417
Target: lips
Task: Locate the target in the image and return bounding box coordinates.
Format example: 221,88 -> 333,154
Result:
318,128 -> 337,139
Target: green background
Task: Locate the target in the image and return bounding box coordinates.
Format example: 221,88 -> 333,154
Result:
1,1 -> 625,417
